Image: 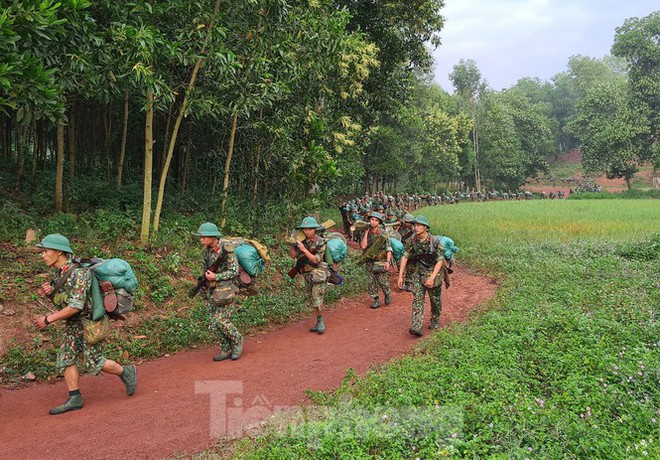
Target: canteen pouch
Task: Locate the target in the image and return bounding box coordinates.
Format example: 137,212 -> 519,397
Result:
81,315 -> 111,345
371,261 -> 387,273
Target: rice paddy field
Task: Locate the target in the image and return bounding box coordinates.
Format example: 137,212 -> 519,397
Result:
207,199 -> 660,459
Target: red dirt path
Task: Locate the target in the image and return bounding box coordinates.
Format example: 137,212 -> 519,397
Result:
0,268 -> 495,459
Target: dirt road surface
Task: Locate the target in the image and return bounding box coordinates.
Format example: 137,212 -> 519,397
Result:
0,268 -> 495,459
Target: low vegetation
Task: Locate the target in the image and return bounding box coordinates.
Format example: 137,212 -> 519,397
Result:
212,200 -> 660,459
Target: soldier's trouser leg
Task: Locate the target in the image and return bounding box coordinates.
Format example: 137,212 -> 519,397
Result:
210,303 -> 242,351
428,283 -> 442,329
366,263 -> 379,298
410,275 -> 427,334
305,274 -> 327,333
376,271 -> 390,298
57,322 -> 106,377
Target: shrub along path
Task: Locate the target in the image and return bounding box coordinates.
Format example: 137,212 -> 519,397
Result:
0,268 -> 495,459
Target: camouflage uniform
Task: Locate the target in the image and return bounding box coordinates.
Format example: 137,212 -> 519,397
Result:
399,224 -> 415,291
364,227 -> 392,299
202,242 -> 241,355
403,234 -> 444,334
50,260 -> 106,375
294,236 -> 328,310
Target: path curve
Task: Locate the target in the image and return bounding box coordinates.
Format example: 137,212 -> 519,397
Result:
0,268 -> 495,459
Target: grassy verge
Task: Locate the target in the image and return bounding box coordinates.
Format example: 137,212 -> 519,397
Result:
217,200 -> 660,459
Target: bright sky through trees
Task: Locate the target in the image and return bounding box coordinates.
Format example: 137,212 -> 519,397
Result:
433,0 -> 657,91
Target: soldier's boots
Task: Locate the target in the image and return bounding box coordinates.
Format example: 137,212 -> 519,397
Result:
316,316 -> 325,334
231,338 -> 243,360
120,364 -> 137,396
408,328 -> 423,337
213,350 -> 231,362
309,315 -> 325,334
370,297 -> 380,309
49,394 -> 83,415
384,293 -> 391,305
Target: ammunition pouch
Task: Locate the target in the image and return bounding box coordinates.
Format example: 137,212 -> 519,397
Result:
371,261 -> 387,274
211,280 -> 238,305
310,263 -> 329,284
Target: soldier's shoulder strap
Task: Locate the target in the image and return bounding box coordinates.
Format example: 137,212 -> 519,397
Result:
47,263 -> 82,300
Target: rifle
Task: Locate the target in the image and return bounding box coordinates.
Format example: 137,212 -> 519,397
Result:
356,234 -> 388,265
288,245 -> 317,279
188,250 -> 226,298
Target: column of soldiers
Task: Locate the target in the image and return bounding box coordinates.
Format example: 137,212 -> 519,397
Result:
31,205 -> 453,415
339,187 -> 569,235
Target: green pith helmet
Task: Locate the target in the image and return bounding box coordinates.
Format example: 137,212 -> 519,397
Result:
194,222 -> 223,237
36,233 -> 74,254
369,211 -> 384,223
403,213 -> 415,223
297,216 -> 321,229
413,215 -> 431,229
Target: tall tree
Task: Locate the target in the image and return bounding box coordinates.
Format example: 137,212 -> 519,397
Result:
450,59 -> 485,190
612,11 -> 660,172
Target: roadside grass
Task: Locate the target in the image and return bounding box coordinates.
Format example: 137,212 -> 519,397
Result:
222,200 -> 660,459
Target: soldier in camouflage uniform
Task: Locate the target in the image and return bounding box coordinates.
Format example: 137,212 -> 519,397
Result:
289,217 -> 330,334
360,211 -> 392,309
398,213 -> 416,292
195,222 -> 243,361
397,216 -> 445,337
31,234 -> 137,415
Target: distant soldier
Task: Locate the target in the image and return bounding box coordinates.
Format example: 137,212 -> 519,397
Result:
31,234 -> 137,415
289,217 -> 330,334
194,222 -> 242,361
397,216 -> 445,336
360,211 -> 392,308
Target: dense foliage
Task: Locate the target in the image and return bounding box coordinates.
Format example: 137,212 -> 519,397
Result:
1,3 -> 657,239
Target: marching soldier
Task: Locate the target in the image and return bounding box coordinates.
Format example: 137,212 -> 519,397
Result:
31,234 -> 137,415
360,211 -> 392,309
289,217 -> 330,334
194,222 -> 243,361
399,213 -> 415,291
397,216 -> 445,337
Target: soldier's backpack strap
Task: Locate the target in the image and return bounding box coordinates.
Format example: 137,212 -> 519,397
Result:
46,263 -> 81,300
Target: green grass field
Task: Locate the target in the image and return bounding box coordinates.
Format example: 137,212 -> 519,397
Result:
225,200 -> 660,459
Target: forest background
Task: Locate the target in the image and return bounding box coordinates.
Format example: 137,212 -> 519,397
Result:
1,1 -> 658,243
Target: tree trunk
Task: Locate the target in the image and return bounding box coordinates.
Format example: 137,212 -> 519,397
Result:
140,90 -> 155,245
625,176 -> 632,191
180,126 -> 192,192
15,120 -> 27,188
31,121 -> 39,182
152,0 -> 222,232
220,111 -> 239,228
104,105 -> 113,180
251,139 -> 261,209
68,102 -> 76,183
1,115 -> 7,159
56,121 -> 65,212
117,92 -> 129,191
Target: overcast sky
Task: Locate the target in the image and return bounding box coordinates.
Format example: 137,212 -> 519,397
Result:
432,0 -> 658,92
